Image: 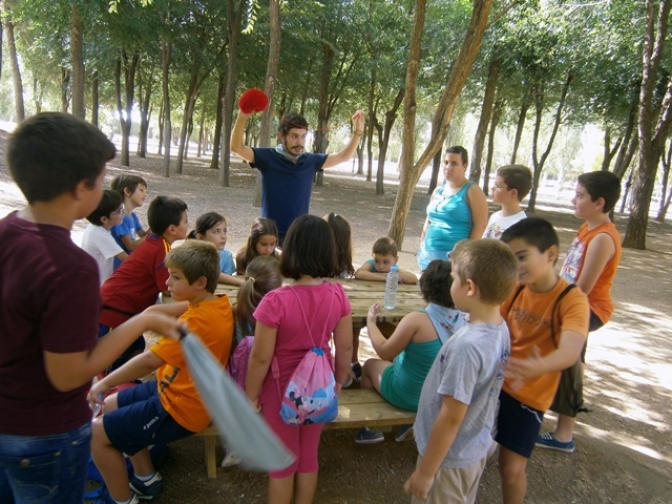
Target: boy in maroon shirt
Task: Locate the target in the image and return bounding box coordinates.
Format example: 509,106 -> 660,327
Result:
99,195 -> 189,371
0,113 -> 183,504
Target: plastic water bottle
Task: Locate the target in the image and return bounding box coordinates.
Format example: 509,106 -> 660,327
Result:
384,265 -> 399,309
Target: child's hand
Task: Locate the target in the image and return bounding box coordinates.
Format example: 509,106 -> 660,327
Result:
87,381 -> 108,410
404,469 -> 434,500
367,303 -> 381,324
506,346 -> 544,384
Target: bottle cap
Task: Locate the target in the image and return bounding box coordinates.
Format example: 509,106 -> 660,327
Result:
391,265 -> 398,272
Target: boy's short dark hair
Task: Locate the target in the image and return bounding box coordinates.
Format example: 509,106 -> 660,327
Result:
280,215 -> 337,280
86,189 -> 123,225
279,112 -> 309,136
419,260 -> 456,308
497,165 -> 533,201
445,145 -> 468,166
500,217 -> 559,253
7,112 -> 116,204
147,196 -> 188,235
577,171 -> 621,213
111,174 -> 147,198
451,239 -> 518,305
372,237 -> 398,257
165,240 -> 219,294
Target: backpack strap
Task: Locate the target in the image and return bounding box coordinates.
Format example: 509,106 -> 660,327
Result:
550,284 -> 577,348
289,284 -> 335,348
505,284 -> 526,315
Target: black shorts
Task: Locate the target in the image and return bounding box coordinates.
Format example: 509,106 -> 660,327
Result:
495,391 -> 544,459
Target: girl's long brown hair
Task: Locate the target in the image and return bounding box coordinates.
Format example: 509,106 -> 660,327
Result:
235,256 -> 283,331
235,217 -> 278,275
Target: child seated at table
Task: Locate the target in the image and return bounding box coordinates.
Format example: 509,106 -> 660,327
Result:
355,236 -> 418,284
99,195 -> 189,372
81,189 -> 128,285
89,240 -> 234,504
354,259 -> 466,444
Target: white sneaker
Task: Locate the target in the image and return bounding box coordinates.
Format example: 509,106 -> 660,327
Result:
221,451 -> 241,467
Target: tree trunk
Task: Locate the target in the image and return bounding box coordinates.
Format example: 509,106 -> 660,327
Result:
600,125 -> 622,172
115,51 -> 139,167
624,0 -> 672,249
365,67 -> 377,178
375,88 -> 405,195
613,103 -> 638,180
60,67 -> 70,113
210,72 -> 225,170
221,0 -> 247,187
470,56 -> 501,183
137,72 -> 152,158
483,98 -> 504,195
527,71 -> 573,212
161,34 -> 172,177
655,139 -> 672,221
620,168 -> 633,214
255,0 -> 281,206
314,42 -> 335,188
91,70 -> 99,127
197,105 -> 206,157
176,60 -> 200,174
388,0 -> 494,247
510,88 -> 531,164
33,76 -> 43,115
428,149 -> 442,195
3,2 -> 24,122
71,5 -> 85,119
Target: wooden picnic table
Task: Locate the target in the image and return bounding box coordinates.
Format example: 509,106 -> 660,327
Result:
215,277 -> 425,328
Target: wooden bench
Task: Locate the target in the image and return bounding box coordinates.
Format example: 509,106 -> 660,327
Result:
195,388 -> 416,478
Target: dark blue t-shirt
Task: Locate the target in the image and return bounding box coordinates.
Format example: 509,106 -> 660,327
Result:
251,148 -> 328,234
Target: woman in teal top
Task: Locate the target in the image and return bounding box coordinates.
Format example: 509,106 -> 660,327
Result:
354,260 -> 466,444
418,146 -> 488,270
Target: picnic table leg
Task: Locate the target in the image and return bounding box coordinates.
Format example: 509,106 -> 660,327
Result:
204,434 -> 217,478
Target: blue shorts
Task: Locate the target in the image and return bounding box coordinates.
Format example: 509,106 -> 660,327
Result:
417,247 -> 450,271
103,381 -> 194,456
495,391 -> 544,459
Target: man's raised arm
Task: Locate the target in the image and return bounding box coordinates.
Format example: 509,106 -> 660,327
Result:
231,111 -> 256,164
323,110 -> 365,169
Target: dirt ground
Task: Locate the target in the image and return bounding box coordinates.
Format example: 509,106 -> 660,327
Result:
1,133 -> 671,504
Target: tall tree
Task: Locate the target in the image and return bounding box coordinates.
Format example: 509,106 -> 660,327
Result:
70,4 -> 85,119
3,0 -> 24,121
623,0 -> 672,249
388,0 -> 495,247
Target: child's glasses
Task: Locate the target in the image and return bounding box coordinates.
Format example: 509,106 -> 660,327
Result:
111,206 -> 125,215
492,183 -> 509,191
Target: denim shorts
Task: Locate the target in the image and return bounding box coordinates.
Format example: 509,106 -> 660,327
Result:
0,422 -> 91,504
417,247 -> 450,271
103,381 -> 193,456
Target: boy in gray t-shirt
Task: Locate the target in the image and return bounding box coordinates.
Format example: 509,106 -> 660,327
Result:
404,239 -> 518,504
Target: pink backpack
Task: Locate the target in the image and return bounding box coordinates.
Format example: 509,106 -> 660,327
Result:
274,286 -> 338,425
229,336 -> 254,390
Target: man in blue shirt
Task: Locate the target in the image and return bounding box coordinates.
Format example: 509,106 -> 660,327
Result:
231,108 -> 365,244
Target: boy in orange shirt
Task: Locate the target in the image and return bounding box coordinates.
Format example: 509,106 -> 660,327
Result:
536,171 -> 622,453
497,218 -> 589,504
88,241 -> 234,504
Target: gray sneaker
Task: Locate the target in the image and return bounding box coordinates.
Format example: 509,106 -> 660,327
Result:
395,424 -> 414,442
129,471 -> 163,500
354,427 -> 384,444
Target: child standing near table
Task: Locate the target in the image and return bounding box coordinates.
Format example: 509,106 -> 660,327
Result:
0,112 -> 182,504
404,239 -> 517,503
536,171 -> 622,453
497,218 -> 589,504
246,215 -> 352,504
482,165 -> 532,239
355,236 -> 418,284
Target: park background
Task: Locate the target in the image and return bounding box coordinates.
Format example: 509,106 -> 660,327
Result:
0,0 -> 671,502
